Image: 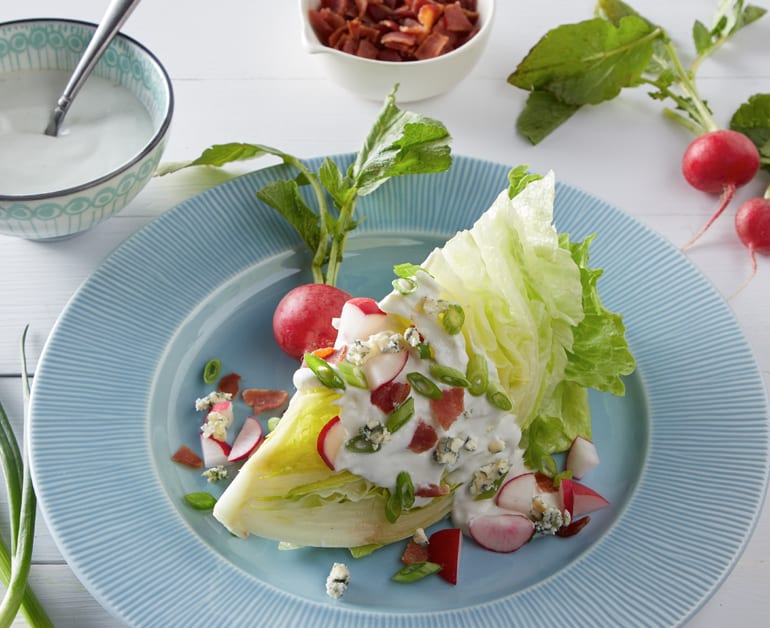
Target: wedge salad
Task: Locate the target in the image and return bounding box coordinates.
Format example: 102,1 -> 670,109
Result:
204,168 -> 635,566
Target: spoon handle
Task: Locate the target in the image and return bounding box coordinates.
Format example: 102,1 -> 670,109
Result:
44,0 -> 143,136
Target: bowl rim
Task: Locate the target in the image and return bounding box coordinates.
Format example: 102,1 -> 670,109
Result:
300,0 -> 496,67
0,17 -> 175,203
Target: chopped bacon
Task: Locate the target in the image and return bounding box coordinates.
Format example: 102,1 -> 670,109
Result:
414,482 -> 450,497
242,388 -> 289,414
408,419 -> 438,453
430,387 -> 464,430
556,516 -> 591,538
217,372 -> 241,397
371,381 -> 412,414
171,444 -> 203,468
401,540 -> 429,564
309,0 -> 480,61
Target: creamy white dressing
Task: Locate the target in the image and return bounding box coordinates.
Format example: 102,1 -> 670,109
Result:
294,272 -> 530,532
0,70 -> 153,196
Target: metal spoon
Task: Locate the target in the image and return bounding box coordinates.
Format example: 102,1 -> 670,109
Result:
44,0 -> 143,137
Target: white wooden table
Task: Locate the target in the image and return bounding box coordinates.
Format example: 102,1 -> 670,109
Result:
1,1 -> 768,625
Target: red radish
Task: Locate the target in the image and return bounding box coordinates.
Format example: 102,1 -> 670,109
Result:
227,417 -> 264,462
273,284 -> 352,360
316,416 -> 345,470
468,513 -> 535,553
428,528 -> 462,585
733,193 -> 770,291
361,350 -> 408,390
681,130 -> 760,251
200,434 -> 231,467
333,297 -> 391,348
571,482 -> 610,518
565,435 -> 600,479
559,478 -> 575,518
495,472 -> 536,514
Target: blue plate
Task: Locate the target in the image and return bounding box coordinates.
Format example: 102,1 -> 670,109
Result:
29,155 -> 769,626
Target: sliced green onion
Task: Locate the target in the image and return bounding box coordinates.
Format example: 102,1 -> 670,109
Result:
393,262 -> 430,278
202,358 -> 222,384
384,489 -> 401,523
267,416 -> 281,432
486,381 -> 513,411
392,277 -> 417,295
466,354 -> 488,396
395,471 -> 415,510
440,303 -> 464,335
392,561 -> 442,583
337,361 -> 368,389
304,353 -> 346,390
429,363 -> 470,388
184,492 -> 217,510
385,397 -> 415,434
416,342 -> 433,360
406,372 -> 442,399
539,454 -> 559,480
345,434 -> 377,453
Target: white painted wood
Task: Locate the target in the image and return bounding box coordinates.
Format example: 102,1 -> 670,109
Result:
1,1 -> 768,625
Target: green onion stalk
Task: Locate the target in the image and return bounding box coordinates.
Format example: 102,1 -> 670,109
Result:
0,326 -> 54,627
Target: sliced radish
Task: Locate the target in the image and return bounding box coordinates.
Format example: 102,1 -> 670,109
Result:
227,417 -> 264,462
200,434 -> 231,467
334,298 -> 392,348
361,350 -> 408,390
559,478 -> 574,518
566,436 -> 600,479
469,514 -> 535,553
209,400 -> 234,424
428,528 -> 462,585
572,482 -> 610,518
495,472 -> 536,514
317,416 -> 345,470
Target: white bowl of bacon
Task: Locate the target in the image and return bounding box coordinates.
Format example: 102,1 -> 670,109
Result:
300,0 -> 495,102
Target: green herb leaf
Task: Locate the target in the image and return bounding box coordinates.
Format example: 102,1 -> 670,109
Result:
184,492 -> 217,510
692,20 -> 712,54
507,16 -> 660,105
256,179 -> 322,254
350,86 -> 452,196
391,561 -> 442,583
730,93 -> 770,171
516,90 -> 582,145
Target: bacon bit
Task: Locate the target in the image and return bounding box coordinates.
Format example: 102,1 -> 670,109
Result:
217,372 -> 241,397
430,387 -> 464,430
401,540 -> 430,564
534,471 -> 558,493
407,419 -> 438,453
556,516 -> 591,538
414,482 -> 450,497
242,388 -> 289,414
171,444 -> 203,468
309,0 -> 481,62
370,381 -> 411,414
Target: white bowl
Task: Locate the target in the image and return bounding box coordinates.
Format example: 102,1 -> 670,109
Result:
0,19 -> 173,241
299,0 -> 495,102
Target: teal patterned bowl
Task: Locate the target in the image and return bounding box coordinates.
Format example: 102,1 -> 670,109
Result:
0,19 -> 173,240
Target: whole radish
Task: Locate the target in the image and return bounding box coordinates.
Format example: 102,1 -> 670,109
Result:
273,283 -> 352,360
733,189 -> 770,291
680,130 -> 761,251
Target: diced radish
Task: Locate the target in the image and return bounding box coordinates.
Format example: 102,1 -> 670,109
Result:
227,417 -> 264,462
200,434 -> 231,467
361,350 -> 408,390
495,472 -> 536,514
428,528 -> 462,585
572,482 -> 610,518
316,416 -> 345,470
468,514 -> 535,553
334,297 -> 393,348
209,400 -> 234,424
559,478 -> 574,518
566,436 -> 600,479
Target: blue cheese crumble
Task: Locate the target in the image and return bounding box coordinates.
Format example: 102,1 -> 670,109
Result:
325,562 -> 350,599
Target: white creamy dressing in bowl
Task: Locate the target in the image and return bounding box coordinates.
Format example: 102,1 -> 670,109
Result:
0,69 -> 153,196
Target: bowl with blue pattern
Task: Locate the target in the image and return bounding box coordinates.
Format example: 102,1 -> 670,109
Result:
0,19 -> 173,240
